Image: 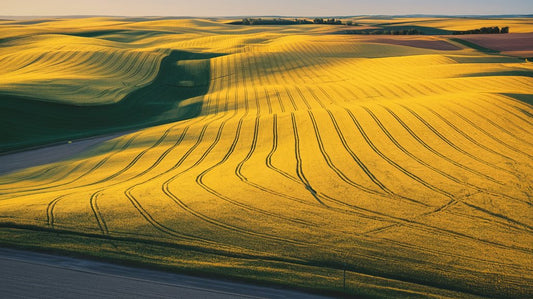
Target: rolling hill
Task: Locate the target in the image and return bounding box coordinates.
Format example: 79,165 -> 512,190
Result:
0,17 -> 532,297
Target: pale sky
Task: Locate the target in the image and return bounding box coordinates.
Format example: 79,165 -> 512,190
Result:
2,0 -> 532,16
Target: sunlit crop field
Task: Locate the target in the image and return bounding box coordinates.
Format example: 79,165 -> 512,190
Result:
0,17 -> 532,297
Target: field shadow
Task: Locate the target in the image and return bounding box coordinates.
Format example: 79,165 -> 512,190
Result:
0,50 -> 224,153
503,93 -> 533,106
65,29 -> 175,42
447,55 -> 522,64
450,38 -> 500,54
461,70 -> 533,78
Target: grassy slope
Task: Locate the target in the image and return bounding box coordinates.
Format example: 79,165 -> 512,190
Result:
0,50 -> 218,152
0,34 -> 164,105
0,17 -> 532,297
0,19 -> 234,152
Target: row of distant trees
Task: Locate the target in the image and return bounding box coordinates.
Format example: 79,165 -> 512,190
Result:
342,29 -> 424,35
313,18 -> 341,25
239,18 -> 311,25
234,18 -> 357,26
369,29 -> 422,35
452,26 -> 509,34
343,26 -> 511,35
313,18 -> 358,25
233,19 -> 511,36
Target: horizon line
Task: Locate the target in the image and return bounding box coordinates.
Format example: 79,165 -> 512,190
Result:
1,14 -> 533,19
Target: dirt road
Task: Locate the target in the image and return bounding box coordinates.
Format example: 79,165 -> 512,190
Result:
0,248 -> 330,298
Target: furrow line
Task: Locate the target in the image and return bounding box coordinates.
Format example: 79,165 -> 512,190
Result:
359,107 -> 455,199
89,191 -> 108,235
324,109 -> 429,207
382,106 -> 508,183
477,96 -> 533,129
419,103 -> 517,165
198,61 -> 316,226
124,187 -> 215,244
0,161 -> 88,193
357,108 -> 530,231
441,105 -> 533,160
291,113 -> 329,207
196,115 -> 312,226
162,182 -> 309,246
45,195 -> 66,229
0,165 -> 62,188
1,133 -> 138,196
234,116 -> 326,208
307,85 -> 426,205
473,95 -> 533,136
461,201 -> 533,231
307,110 -> 394,198
453,102 -> 533,148
266,114 -> 300,183
399,104 -> 506,185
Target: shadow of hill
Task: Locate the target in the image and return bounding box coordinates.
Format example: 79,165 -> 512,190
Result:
0,50 -> 223,153
64,29 -> 175,42
450,38 -> 500,54
461,70 -> 533,78
503,93 -> 533,106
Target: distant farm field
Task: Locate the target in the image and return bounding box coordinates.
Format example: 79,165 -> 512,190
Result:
0,17 -> 532,297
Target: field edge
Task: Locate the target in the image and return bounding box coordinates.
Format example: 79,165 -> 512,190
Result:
0,225 -> 482,299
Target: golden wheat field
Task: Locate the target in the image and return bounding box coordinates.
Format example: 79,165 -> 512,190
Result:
0,17 -> 532,297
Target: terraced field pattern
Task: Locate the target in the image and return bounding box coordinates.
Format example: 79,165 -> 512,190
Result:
1,17 -> 532,297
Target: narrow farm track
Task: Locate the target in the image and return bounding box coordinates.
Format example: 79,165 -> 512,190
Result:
290,113 -> 328,206
45,195 -> 65,229
1,18 -> 532,298
89,192 -> 109,235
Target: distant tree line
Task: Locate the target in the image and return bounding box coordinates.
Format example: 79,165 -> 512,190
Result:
452,26 -> 509,35
234,18 -> 312,25
342,29 -> 424,35
342,26 -> 510,35
231,18 -> 357,26
313,18 -> 342,25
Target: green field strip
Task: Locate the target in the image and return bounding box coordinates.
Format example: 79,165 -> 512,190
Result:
450,37 -> 501,54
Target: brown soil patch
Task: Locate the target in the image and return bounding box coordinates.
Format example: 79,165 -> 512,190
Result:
357,36 -> 460,50
456,33 -> 533,56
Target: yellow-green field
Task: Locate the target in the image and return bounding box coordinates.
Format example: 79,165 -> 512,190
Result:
1,17 -> 532,297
